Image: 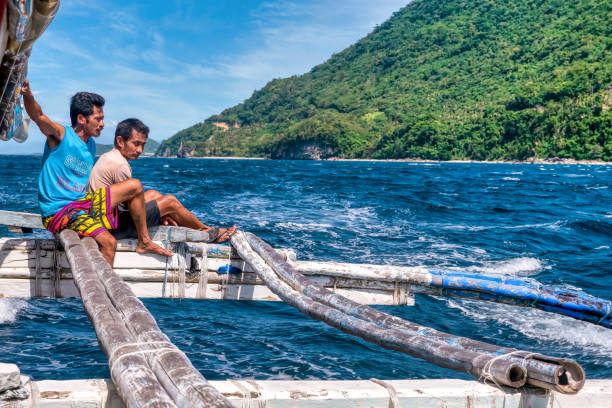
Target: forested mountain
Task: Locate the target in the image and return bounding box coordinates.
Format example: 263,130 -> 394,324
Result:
159,0 -> 611,161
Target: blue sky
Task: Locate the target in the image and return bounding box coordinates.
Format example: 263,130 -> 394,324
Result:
4,0 -> 409,154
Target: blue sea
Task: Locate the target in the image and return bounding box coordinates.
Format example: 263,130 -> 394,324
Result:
0,155 -> 610,382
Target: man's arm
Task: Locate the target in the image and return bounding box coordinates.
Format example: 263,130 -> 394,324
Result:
21,80 -> 65,149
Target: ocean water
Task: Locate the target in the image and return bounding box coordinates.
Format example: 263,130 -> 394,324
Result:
0,155 -> 610,382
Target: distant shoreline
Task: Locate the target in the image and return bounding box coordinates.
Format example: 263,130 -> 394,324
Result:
155,155 -> 612,165
0,153 -> 609,165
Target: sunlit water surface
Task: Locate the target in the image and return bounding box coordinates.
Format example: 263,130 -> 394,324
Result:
0,156 -> 610,381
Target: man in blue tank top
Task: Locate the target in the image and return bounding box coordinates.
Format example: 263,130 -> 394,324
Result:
21,80 -> 173,265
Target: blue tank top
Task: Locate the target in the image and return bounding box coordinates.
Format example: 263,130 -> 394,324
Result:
38,126 -> 96,216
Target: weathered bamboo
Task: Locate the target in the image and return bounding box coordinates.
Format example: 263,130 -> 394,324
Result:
58,230 -> 177,408
81,238 -> 234,408
238,231 -> 586,395
293,260 -> 432,284
1,235 -> 607,327
231,231 -> 529,389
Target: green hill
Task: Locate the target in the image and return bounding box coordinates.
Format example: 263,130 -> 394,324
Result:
159,0 -> 612,161
97,138 -> 160,156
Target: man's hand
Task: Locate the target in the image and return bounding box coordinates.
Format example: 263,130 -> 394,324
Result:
21,79 -> 32,98
162,215 -> 178,226
21,79 -> 64,147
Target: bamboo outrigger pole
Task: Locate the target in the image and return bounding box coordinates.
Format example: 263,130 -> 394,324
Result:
60,230 -> 233,408
81,238 -> 234,408
231,231 -> 586,395
59,230 -> 177,408
293,261 -> 612,328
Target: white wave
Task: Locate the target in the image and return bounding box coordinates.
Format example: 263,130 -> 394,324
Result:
447,299 -> 612,358
276,221 -> 333,230
275,222 -> 337,239
468,257 -> 545,277
566,174 -> 592,178
502,177 -> 520,181
339,206 -> 376,222
439,221 -> 563,232
0,298 -> 28,324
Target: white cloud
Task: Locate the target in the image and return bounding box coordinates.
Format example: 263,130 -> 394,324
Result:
219,0 -> 409,89
4,0 -> 410,154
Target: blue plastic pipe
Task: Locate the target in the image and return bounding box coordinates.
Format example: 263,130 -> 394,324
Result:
428,271 -> 611,329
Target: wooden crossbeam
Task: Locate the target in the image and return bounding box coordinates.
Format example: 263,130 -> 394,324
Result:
0,210 -> 213,242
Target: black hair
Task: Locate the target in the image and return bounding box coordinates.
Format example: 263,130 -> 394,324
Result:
114,118 -> 150,147
69,92 -> 105,126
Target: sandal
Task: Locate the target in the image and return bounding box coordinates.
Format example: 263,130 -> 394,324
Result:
204,226 -> 237,243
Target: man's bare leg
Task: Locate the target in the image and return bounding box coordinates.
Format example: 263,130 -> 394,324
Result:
156,194 -> 207,230
144,190 -> 163,201
155,194 -> 236,239
109,179 -> 173,257
93,230 -> 117,265
145,190 -> 178,226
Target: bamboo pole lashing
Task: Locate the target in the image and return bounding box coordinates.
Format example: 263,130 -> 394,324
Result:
80,237 -> 233,408
237,231 -> 586,395
196,243 -> 209,299
58,230 -> 177,408
231,231 -> 527,389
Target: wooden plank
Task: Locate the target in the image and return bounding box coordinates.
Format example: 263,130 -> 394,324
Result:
0,210 -> 215,243
0,210 -> 44,230
0,238 -> 56,250
0,278 -> 80,298
59,230 -> 177,407
0,276 -> 411,304
14,378 -> 612,408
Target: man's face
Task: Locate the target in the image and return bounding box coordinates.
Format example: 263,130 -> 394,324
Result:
80,105 -> 104,137
117,129 -> 147,160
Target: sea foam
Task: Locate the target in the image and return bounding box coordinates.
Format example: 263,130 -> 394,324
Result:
0,298 -> 28,324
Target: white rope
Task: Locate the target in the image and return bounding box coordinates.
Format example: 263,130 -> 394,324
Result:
196,243 -> 209,299
370,378 -> 401,408
219,244 -> 231,294
171,243 -> 177,298
162,234 -> 171,298
479,350 -> 538,390
178,242 -> 186,299
229,380 -> 252,408
245,380 -> 267,408
108,341 -> 177,373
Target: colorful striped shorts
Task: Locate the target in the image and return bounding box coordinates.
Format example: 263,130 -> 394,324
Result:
42,186 -> 118,237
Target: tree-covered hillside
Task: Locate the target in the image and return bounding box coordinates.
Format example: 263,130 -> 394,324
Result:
159,0 -> 612,160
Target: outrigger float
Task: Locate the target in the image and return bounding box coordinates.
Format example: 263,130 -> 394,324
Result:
0,209 -> 611,407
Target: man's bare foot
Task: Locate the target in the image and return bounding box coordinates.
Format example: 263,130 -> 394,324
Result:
136,239 -> 174,257
214,226 -> 237,243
